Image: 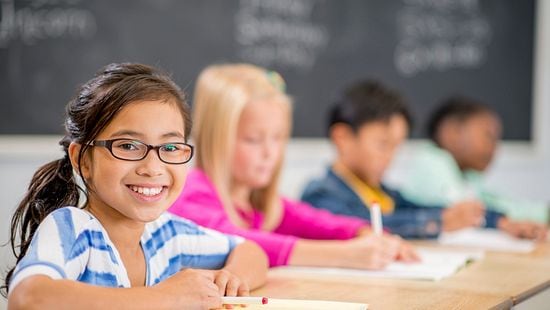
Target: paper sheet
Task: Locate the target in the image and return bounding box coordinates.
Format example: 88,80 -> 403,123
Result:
270,248 -> 483,281
438,228 -> 536,253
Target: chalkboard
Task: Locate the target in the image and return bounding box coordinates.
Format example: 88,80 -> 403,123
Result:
0,0 -> 535,140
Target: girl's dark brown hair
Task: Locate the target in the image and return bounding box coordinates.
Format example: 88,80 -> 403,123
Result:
2,63 -> 190,296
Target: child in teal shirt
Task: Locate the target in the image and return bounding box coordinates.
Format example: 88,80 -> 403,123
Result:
301,81 -> 503,239
401,96 -> 548,239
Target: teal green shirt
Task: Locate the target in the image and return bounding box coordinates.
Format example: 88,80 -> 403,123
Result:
400,142 -> 549,223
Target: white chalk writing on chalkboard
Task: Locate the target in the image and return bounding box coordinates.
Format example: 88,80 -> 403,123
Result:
234,0 -> 329,71
394,0 -> 491,77
0,0 -> 96,48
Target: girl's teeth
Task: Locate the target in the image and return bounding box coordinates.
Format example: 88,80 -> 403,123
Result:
130,186 -> 162,196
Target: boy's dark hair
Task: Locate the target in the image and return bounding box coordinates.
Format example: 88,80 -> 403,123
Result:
328,80 -> 412,135
2,63 -> 190,296
427,96 -> 496,143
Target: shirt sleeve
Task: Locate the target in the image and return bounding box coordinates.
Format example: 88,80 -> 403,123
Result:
191,221 -> 245,253
400,145 -> 466,206
8,208 -> 87,295
303,178 -> 443,239
154,214 -> 247,275
170,189 -> 298,267
480,189 -> 549,223
275,198 -> 367,240
383,188 -> 444,238
301,179 -> 371,220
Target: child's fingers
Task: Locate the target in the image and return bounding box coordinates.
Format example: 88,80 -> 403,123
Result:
404,246 -> 421,262
365,253 -> 390,270
537,226 -> 548,241
464,209 -> 484,227
528,224 -> 547,241
214,271 -> 230,295
237,282 -> 250,297
224,277 -> 242,297
205,295 -> 223,310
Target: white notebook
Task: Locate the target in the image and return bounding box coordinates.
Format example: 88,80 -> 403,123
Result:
234,299 -> 367,309
270,248 -> 483,281
438,228 -> 536,253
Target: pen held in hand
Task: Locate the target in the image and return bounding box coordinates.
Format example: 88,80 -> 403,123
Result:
370,201 -> 383,236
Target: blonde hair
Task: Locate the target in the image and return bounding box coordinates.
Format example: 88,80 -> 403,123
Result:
193,63 -> 292,230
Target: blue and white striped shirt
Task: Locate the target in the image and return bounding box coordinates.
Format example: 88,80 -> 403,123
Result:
9,206 -> 243,293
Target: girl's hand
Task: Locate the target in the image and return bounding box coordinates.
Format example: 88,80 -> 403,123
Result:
340,234 -> 402,270
153,268 -> 222,310
393,235 -> 421,262
213,269 -> 250,297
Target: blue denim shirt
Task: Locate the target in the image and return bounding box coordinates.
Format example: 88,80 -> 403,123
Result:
301,167 -> 503,239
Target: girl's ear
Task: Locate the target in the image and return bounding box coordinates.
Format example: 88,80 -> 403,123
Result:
68,142 -> 91,179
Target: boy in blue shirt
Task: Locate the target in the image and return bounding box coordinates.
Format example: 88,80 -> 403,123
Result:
301,81 -> 503,239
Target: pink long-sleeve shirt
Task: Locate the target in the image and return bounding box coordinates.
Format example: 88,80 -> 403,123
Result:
169,168 -> 367,266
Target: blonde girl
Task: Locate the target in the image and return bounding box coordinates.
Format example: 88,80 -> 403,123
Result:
170,63 -> 417,269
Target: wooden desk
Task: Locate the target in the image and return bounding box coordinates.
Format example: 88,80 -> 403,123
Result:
251,243 -> 550,309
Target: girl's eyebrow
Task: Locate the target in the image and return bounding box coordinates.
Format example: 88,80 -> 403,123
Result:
162,132 -> 186,139
109,130 -> 143,138
109,130 -> 185,140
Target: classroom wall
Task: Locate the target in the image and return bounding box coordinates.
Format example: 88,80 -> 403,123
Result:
0,1 -> 549,308
279,0 -> 550,203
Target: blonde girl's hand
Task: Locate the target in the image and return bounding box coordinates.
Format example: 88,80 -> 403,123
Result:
153,268 -> 222,310
390,235 -> 421,263
339,233 -> 403,270
354,228 -> 420,264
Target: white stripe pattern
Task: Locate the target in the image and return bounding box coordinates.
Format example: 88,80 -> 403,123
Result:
9,206 -> 243,294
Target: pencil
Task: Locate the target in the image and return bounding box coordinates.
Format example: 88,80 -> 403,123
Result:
221,296 -> 269,305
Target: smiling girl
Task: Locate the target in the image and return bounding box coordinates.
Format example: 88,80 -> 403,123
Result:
4,63 -> 267,310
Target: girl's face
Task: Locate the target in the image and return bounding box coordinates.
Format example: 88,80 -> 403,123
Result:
231,99 -> 288,190
81,100 -> 189,223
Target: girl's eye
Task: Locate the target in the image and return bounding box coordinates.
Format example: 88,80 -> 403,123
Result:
161,144 -> 180,152
116,142 -> 140,151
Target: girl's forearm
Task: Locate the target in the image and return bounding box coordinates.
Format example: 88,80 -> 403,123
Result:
223,241 -> 268,289
287,239 -> 347,268
8,276 -> 171,310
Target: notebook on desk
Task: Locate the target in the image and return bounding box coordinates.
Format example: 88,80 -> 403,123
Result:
438,228 -> 536,253
233,298 -> 367,309
270,248 -> 483,281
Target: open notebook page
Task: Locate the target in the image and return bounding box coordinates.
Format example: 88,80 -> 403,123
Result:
438,228 -> 536,253
270,248 -> 483,281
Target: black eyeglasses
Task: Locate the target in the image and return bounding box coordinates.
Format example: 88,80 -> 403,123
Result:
91,139 -> 194,164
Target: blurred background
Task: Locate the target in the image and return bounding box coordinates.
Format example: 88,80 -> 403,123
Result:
1,0 -> 549,307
